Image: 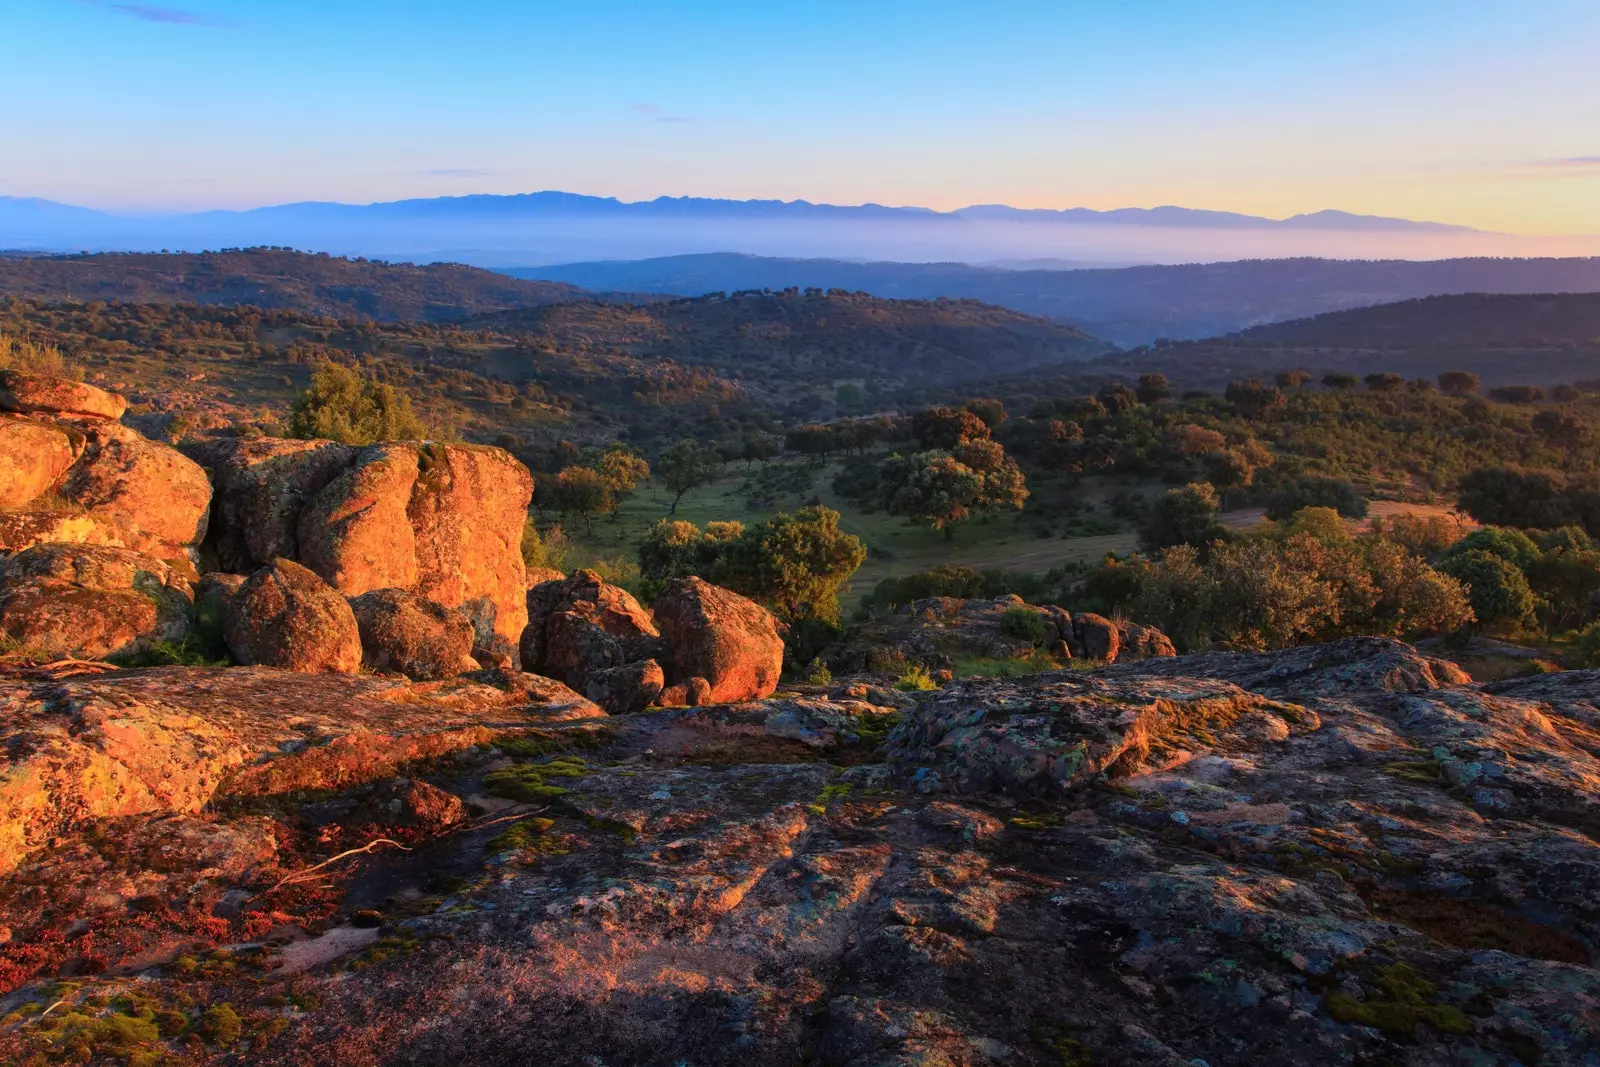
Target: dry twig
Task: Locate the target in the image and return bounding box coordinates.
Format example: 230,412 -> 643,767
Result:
255,838 -> 412,899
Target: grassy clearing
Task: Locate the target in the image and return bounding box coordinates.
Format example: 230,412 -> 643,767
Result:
554,458 -> 1146,605
552,457 -> 1295,609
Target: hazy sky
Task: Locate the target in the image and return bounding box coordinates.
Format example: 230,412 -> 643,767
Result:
5,0 -> 1598,234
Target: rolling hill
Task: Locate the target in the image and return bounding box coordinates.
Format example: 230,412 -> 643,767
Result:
1230,292 -> 1600,348
470,288 -> 1110,387
0,248 -> 597,322
515,253 -> 1600,345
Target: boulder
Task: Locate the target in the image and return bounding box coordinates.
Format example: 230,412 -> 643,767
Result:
652,576 -> 784,703
345,778 -> 466,834
59,422 -> 212,567
0,510 -> 125,555
0,371 -> 126,421
0,543 -> 193,660
349,587 -> 478,681
521,569 -> 661,678
584,658 -> 665,714
287,442 -> 533,655
298,443 -> 420,595
1073,611 -> 1122,663
539,610 -> 626,688
0,417 -> 76,508
886,672 -> 1315,795
223,559 -> 362,674
406,443 -> 534,650
526,566 -> 567,587
657,675 -> 714,708
1118,621 -> 1178,660
186,436 -> 357,572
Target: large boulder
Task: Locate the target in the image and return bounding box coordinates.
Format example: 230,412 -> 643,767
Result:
0,417 -> 76,508
1118,621 -> 1178,660
223,558 -> 362,674
349,587 -> 478,681
652,576 -> 784,703
0,371 -> 126,421
584,658 -> 666,714
298,444 -> 420,594
0,543 -> 193,660
185,436 -> 357,572
521,569 -> 660,679
59,422 -> 212,569
283,442 -> 533,655
406,443 -> 534,650
1073,611 -> 1121,663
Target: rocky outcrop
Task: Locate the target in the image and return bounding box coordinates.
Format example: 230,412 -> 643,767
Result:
0,543 -> 193,660
1073,610 -> 1121,661
349,587 -> 478,680
833,595 -> 1176,673
223,558 -> 362,674
0,370 -> 126,421
192,438 -> 534,656
0,380 -> 211,569
584,658 -> 665,714
1118,620 -> 1178,660
652,575 -> 784,703
58,421 -> 212,569
0,417 -> 75,508
10,639 -> 1600,1067
521,569 -> 660,689
186,436 -> 356,572
0,665 -> 607,876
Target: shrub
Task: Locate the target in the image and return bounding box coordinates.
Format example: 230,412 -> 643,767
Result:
0,331 -> 78,379
289,361 -> 426,445
895,664 -> 939,691
1441,526 -> 1539,570
998,607 -> 1049,645
639,507 -> 865,625
1138,482 -> 1226,553
1570,620 -> 1600,668
1264,477 -> 1369,521
1438,549 -> 1536,631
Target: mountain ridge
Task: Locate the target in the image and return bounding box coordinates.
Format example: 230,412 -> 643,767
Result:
0,191 -> 1477,233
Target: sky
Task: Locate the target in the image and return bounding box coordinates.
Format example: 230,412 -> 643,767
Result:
3,0 -> 1598,235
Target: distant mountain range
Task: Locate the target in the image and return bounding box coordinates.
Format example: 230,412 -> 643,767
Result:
6,190 -> 1552,270
513,253 -> 1600,346
0,192 -> 1478,233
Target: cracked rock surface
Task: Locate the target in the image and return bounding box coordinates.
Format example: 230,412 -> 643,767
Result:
4,638 -> 1600,1066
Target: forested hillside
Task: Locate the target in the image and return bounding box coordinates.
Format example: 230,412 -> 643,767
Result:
0,248 -> 595,322
473,287 -> 1108,387
519,252 -> 1600,344
1233,292 -> 1600,347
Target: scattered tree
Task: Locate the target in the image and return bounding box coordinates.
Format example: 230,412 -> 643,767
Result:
656,439 -> 723,514
289,361 -> 426,445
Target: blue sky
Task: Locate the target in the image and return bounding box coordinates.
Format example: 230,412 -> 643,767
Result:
4,0 -> 1598,233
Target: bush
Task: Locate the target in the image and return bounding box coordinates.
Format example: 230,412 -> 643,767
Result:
895,664 -> 939,691
1441,526 -> 1539,570
1438,549 -> 1536,631
998,607 -> 1049,645
1138,482 -> 1226,553
0,331 -> 78,378
1264,477 -> 1368,521
1570,621 -> 1600,668
289,361 -> 426,445
639,507 -> 865,625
